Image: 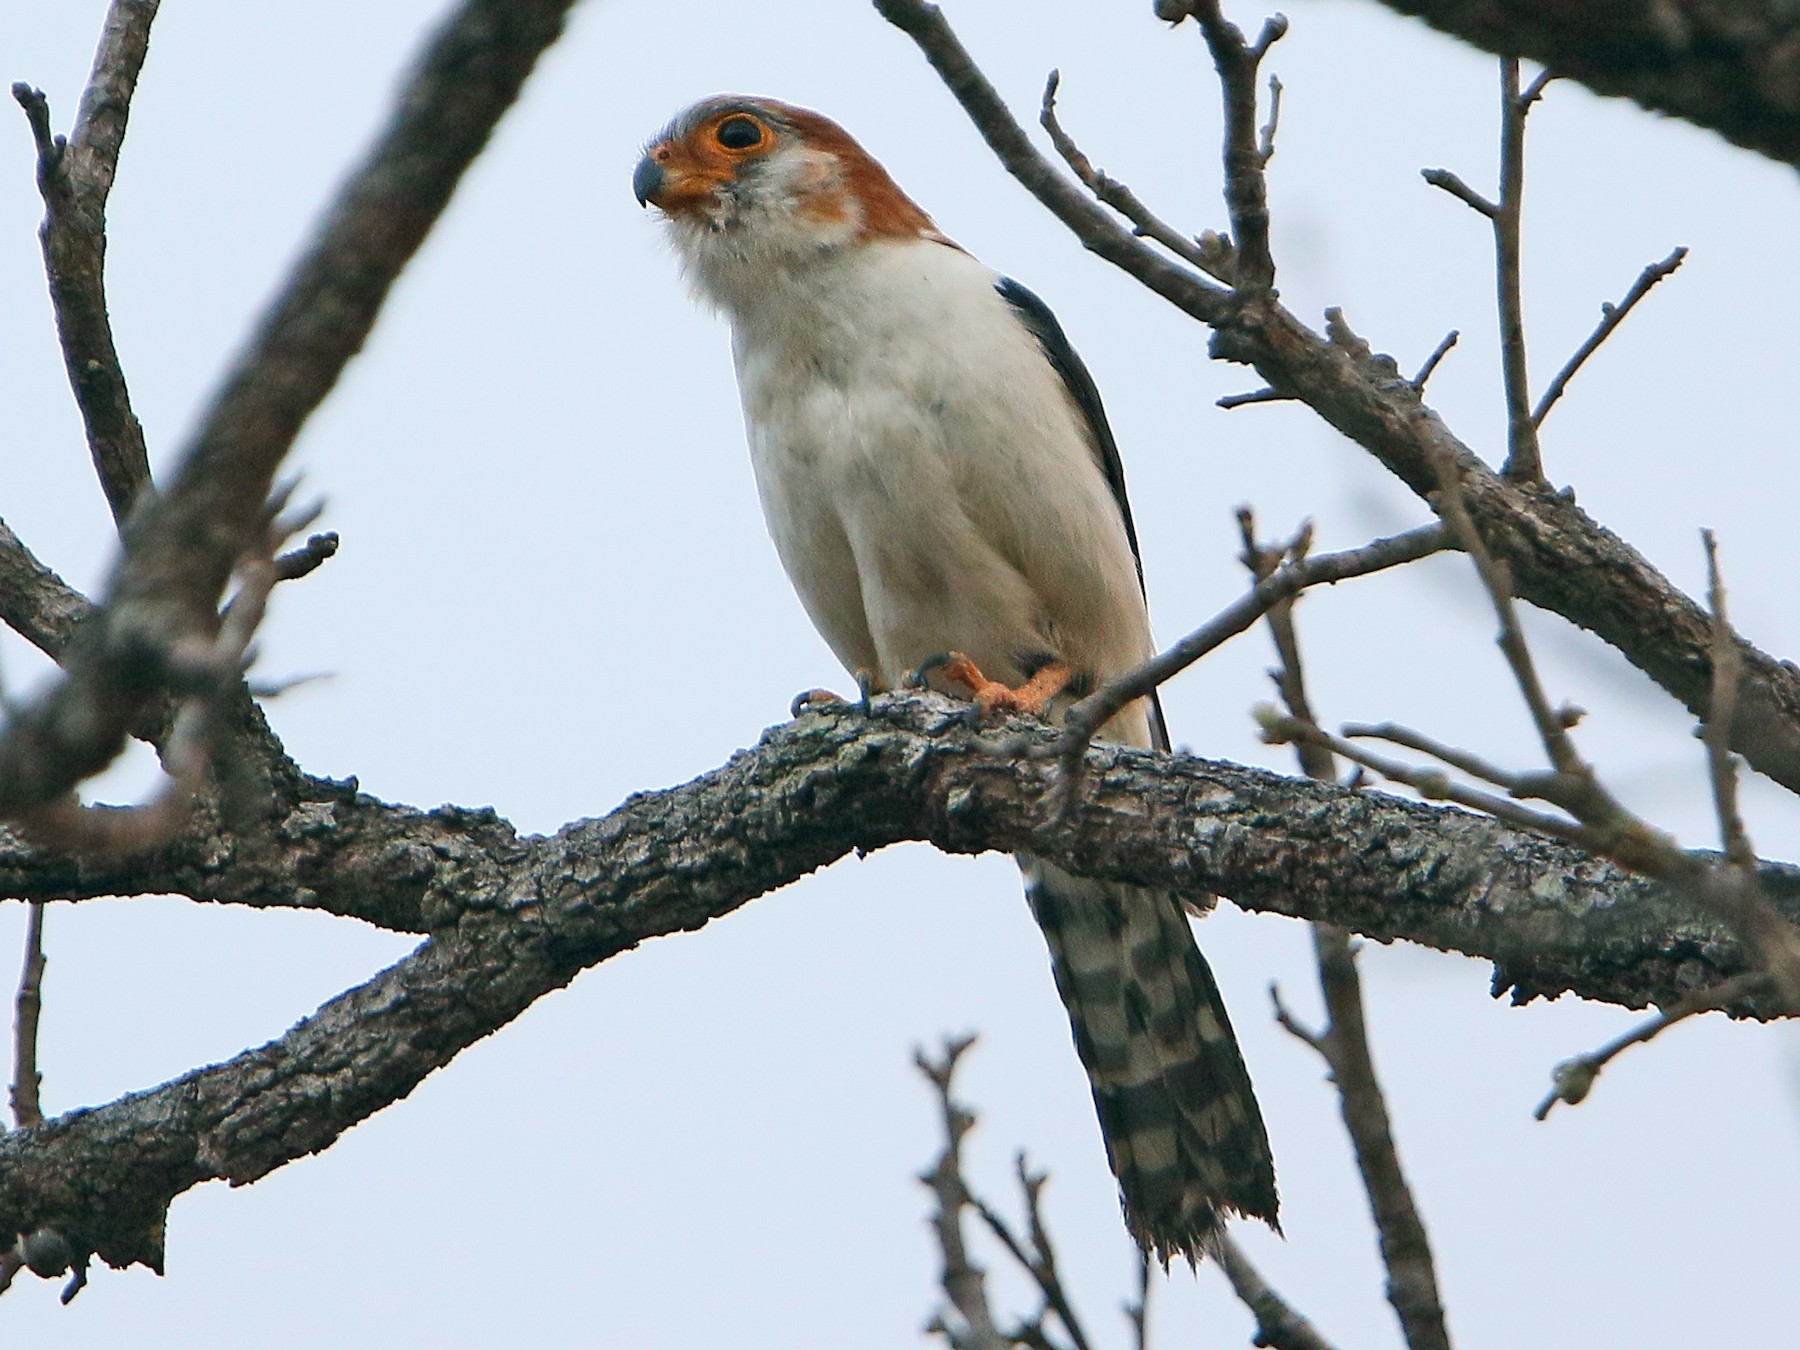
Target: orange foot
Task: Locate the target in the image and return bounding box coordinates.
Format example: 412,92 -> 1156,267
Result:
928,651 -> 1072,720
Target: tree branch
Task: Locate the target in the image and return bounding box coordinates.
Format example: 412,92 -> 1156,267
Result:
1206,1231 -> 1341,1350
10,0 -> 161,528
873,0 -> 1800,798
0,0 -> 578,821
9,905 -> 46,1130
0,520 -> 89,664
1352,0 -> 1800,172
1242,513 -> 1450,1350
1,692 -> 1795,1280
1532,247 -> 1687,429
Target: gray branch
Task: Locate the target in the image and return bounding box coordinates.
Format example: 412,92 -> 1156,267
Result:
0,0 -> 578,821
0,692 -> 1789,1278
873,0 -> 1800,800
1355,0 -> 1800,172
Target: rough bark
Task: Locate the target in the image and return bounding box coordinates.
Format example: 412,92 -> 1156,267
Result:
1,692 -> 1789,1276
1358,0 -> 1800,171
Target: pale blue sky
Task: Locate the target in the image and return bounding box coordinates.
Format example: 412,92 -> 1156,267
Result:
3,2 -> 1797,1345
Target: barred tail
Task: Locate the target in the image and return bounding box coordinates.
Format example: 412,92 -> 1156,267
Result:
1021,855 -> 1279,1262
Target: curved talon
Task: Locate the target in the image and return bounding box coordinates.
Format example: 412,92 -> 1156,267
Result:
790,687 -> 846,718
853,667 -> 881,716
905,651 -> 955,690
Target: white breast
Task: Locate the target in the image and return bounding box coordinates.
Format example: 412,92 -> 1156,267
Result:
695,235 -> 1155,745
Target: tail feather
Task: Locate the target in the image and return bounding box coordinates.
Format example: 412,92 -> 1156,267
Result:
1022,855 -> 1278,1262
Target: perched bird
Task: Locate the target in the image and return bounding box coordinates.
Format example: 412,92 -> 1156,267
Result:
634,95 -> 1277,1259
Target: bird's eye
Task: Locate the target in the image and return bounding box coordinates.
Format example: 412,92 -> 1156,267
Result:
715,116 -> 764,151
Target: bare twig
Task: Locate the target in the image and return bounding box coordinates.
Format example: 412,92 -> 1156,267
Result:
1277,938 -> 1451,1350
1344,719 -> 1535,795
10,904 -> 46,1129
1702,531 -> 1755,869
1535,972 -> 1773,1120
969,1160 -> 1096,1350
1423,59 -> 1546,481
1274,457 -> 1800,1008
1236,510 -> 1333,779
273,531 -> 340,583
1217,386 -> 1298,410
1260,711 -> 1594,848
0,0 -> 579,822
1430,453 -> 1584,779
1189,2 -> 1288,290
916,1037 -> 1011,1350
1259,73 -> 1284,165
1040,71 -> 1228,281
1531,248 -> 1687,428
1419,168 -> 1495,217
1494,58 -> 1542,482
1205,1231 -> 1341,1350
1241,515 -> 1450,1350
1053,523 -> 1449,788
11,0 -> 162,527
1125,1248 -> 1151,1350
1410,330 -> 1459,391
875,0 -> 1232,316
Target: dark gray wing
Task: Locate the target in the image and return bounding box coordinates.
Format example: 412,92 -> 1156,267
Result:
996,276 -> 1170,751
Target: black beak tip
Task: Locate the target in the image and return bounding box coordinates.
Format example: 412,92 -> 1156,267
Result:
632,156 -> 664,208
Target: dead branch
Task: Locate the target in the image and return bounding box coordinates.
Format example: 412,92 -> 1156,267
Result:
1534,971 -> 1774,1120
1186,2 -> 1287,291
1350,0 -> 1800,172
0,0 -> 579,823
1424,60 -> 1545,482
1053,522 -> 1449,782
1531,248 -> 1687,429
9,905 -> 45,1130
968,1156 -> 1098,1350
1701,532 -> 1755,869
1205,1231 -> 1341,1350
1242,513 -> 1449,1350
0,520 -> 88,663
1040,71 -> 1225,281
916,1037 -> 1011,1350
1410,330 -> 1459,391
9,0 -> 160,527
2,691 -> 1796,1285
873,0 -> 1800,800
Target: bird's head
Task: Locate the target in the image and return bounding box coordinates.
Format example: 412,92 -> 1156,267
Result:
634,96 -> 949,282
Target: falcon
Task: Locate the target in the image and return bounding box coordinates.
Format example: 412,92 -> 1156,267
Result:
634,95 -> 1277,1259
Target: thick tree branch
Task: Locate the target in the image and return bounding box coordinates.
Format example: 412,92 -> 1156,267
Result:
874,0 -> 1800,798
1354,0 -> 1800,172
0,0 -> 577,821
1,692 -> 1794,1279
0,520 -> 89,663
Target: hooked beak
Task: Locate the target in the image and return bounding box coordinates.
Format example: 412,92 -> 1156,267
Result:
632,154 -> 664,208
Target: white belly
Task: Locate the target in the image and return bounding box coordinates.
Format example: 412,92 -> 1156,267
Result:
727,238 -> 1154,741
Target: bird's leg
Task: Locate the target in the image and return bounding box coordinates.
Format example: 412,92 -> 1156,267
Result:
931,651 -> 1073,720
